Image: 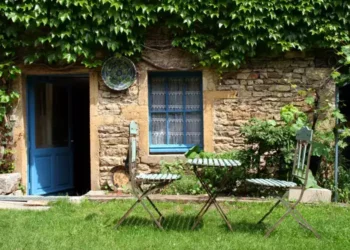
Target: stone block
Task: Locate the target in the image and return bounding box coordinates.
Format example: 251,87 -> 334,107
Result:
252,92 -> 268,97
253,85 -> 270,91
137,163 -> 152,174
237,73 -> 250,79
100,157 -> 125,166
238,91 -> 252,97
267,72 -> 283,79
13,190 -> 24,196
247,73 -> 259,79
269,85 -> 291,92
305,68 -> 331,81
254,79 -> 264,84
0,173 -> 21,195
288,188 -> 332,203
292,73 -> 302,79
224,79 -> 239,85
293,68 -> 305,74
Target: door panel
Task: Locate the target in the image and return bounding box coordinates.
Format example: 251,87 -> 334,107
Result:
28,77 -> 74,195
33,155 -> 52,190
55,153 -> 72,187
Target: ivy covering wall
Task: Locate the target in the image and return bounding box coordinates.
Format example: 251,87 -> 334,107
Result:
0,0 -> 349,75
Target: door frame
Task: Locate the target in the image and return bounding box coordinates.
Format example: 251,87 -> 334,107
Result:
26,74 -> 90,195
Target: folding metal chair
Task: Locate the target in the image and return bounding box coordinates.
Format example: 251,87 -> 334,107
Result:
246,126 -> 320,238
115,121 -> 181,230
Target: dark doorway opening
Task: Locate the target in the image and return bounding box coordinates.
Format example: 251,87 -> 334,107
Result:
70,77 -> 91,195
53,76 -> 91,195
28,75 -> 90,196
339,84 -> 350,168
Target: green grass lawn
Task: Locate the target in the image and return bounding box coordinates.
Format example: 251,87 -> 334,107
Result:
0,199 -> 349,250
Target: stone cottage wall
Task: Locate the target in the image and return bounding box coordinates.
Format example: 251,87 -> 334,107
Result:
214,58 -> 331,152
96,51 -> 332,188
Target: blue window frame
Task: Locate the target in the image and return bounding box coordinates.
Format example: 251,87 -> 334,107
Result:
149,72 -> 203,153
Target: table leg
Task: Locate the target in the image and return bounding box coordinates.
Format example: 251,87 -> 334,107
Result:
192,166 -> 233,231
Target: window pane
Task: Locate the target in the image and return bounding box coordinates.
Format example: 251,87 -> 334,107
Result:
186,113 -> 202,145
150,77 -> 166,111
169,113 -> 184,144
35,83 -> 69,148
151,113 -> 166,144
168,77 -> 183,111
185,77 -> 201,110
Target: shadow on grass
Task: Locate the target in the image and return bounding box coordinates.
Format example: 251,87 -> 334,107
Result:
109,214 -> 203,231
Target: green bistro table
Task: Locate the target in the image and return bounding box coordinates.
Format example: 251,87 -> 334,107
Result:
187,158 -> 241,231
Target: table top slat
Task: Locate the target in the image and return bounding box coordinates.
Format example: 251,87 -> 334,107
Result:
192,158 -> 198,165
208,158 -> 214,167
228,159 -> 236,166
203,158 -> 208,166
218,159 -> 225,167
223,159 -> 232,167
213,158 -> 220,167
198,158 -> 203,166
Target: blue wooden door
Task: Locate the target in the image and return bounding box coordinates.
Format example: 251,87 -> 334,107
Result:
27,76 -> 74,195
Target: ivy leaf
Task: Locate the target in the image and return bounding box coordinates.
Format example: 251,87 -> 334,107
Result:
0,95 -> 10,103
305,96 -> 315,105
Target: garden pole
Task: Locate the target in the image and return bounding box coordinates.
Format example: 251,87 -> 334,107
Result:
334,86 -> 339,202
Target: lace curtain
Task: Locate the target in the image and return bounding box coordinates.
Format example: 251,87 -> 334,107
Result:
150,76 -> 202,145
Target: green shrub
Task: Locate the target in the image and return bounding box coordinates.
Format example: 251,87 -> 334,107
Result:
160,159 -> 205,195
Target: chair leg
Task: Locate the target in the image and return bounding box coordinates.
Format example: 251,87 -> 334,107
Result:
145,196 -> 164,220
265,208 -> 292,238
265,198 -> 320,239
139,185 -> 165,221
116,186 -> 165,230
291,207 -> 321,238
278,199 -> 307,229
115,200 -> 140,229
258,199 -> 281,224
139,199 -> 164,230
278,197 -> 320,238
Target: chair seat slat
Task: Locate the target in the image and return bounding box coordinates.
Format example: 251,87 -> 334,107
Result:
246,178 -> 296,188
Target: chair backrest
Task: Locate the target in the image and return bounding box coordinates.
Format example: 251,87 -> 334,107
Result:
291,126 -> 313,187
129,121 -> 138,192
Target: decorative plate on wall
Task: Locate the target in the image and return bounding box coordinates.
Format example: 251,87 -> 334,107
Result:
101,57 -> 137,91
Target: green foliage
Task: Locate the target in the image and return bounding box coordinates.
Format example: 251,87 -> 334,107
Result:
239,104 -> 336,187
0,81 -> 19,173
239,116 -> 297,179
1,0 -> 350,73
0,88 -> 19,122
160,159 -> 204,195
295,169 -> 320,189
161,149 -> 243,195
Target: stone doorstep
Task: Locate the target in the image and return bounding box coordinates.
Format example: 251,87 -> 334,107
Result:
288,188 -> 332,203
0,201 -> 50,211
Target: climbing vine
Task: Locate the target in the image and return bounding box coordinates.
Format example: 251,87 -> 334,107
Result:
0,0 -> 350,73
1,0 -> 350,173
